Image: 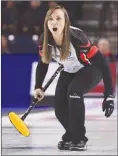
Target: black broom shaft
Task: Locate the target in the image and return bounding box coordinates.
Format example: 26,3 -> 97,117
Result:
21,65 -> 63,120
42,65 -> 63,92
21,100 -> 37,120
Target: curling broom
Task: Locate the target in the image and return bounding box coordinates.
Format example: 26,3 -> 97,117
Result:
8,65 -> 64,137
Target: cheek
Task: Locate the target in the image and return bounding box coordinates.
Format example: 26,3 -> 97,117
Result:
62,20 -> 65,28
60,20 -> 65,30
47,22 -> 51,31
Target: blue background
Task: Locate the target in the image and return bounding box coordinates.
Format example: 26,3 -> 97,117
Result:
2,54 -> 39,108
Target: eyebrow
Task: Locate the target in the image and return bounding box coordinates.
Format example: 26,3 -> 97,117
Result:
50,15 -> 62,18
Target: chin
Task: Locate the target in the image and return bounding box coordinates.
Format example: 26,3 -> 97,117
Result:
52,31 -> 59,35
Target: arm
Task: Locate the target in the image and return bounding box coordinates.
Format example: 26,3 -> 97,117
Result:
35,33 -> 49,89
79,31 -> 114,117
78,30 -> 113,96
90,51 -> 113,97
35,60 -> 49,89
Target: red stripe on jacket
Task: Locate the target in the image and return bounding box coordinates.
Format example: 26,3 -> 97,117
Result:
86,46 -> 98,58
80,53 -> 90,64
80,46 -> 98,64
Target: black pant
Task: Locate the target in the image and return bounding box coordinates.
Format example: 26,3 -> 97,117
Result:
54,65 -> 102,142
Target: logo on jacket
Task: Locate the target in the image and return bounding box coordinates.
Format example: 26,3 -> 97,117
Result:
52,51 -> 75,61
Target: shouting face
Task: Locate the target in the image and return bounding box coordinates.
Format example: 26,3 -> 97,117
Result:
47,9 -> 65,37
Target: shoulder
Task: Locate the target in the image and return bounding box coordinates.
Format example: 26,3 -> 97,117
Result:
38,32 -> 53,48
69,26 -> 84,36
69,26 -> 86,40
36,33 -> 44,50
69,26 -> 92,45
70,26 -> 83,32
69,26 -> 89,37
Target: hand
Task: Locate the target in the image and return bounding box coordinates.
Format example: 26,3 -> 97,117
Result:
33,88 -> 44,102
102,95 -> 114,118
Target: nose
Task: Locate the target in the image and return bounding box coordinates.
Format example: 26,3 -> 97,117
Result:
51,19 -> 57,26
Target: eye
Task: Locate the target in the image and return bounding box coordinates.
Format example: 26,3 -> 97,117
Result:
57,17 -> 61,21
48,17 -> 53,21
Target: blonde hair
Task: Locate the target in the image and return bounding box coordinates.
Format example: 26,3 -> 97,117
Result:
42,5 -> 70,64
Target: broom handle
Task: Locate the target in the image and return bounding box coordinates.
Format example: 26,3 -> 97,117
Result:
21,65 -> 64,121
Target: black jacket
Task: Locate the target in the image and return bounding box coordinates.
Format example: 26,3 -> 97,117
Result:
35,26 -> 113,97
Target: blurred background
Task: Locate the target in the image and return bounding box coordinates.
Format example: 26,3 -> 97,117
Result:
1,1 -> 117,111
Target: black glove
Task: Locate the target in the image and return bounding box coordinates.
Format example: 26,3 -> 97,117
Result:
102,95 -> 114,118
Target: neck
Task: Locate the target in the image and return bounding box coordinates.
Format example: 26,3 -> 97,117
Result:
53,33 -> 63,46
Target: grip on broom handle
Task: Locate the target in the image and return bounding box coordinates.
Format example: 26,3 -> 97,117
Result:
21,65 -> 64,121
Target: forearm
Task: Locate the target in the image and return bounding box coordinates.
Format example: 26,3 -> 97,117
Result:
90,51 -> 113,96
35,60 -> 49,89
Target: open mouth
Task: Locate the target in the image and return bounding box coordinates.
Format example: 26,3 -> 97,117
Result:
53,28 -> 57,31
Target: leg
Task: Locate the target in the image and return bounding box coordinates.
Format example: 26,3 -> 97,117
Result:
67,66 -> 102,143
54,70 -> 75,141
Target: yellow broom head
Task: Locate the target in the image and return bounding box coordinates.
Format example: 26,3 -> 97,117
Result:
8,112 -> 30,137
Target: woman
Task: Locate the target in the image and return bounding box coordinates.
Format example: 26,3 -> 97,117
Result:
34,6 -> 114,151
